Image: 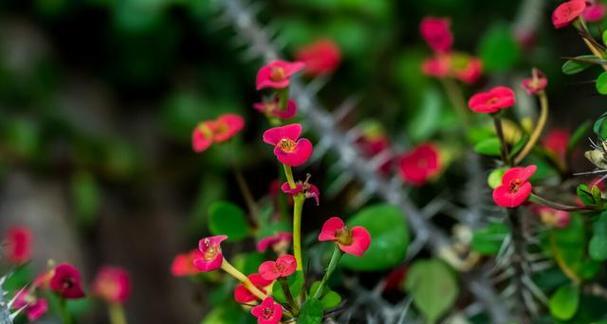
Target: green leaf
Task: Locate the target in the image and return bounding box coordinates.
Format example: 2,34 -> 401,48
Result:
471,222 -> 509,255
298,299 -> 324,324
487,167 -> 507,189
549,284 -> 580,320
589,212 -> 607,261
208,201 -> 250,241
201,301 -> 248,324
576,184 -> 595,206
405,259 -> 458,323
593,111 -> 607,139
568,120 -> 591,152
562,55 -> 595,75
273,271 -> 304,304
478,22 -> 520,72
596,72 -> 607,94
549,213 -> 585,269
407,87 -> 443,141
474,137 -> 501,156
341,204 -> 409,271
309,281 -> 342,309
603,30 -> 607,47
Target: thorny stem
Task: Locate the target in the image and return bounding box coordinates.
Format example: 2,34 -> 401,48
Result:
529,193 -> 595,212
492,115 -> 511,165
514,91 -> 548,165
233,167 -> 259,226
279,278 -> 300,314
506,208 -> 531,323
220,259 -> 267,300
312,246 -> 342,300
441,78 -> 470,128
109,303 -> 128,324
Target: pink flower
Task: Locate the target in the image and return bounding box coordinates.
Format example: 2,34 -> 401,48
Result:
92,266 -> 131,304
398,143 -> 441,186
422,54 -> 451,78
423,53 -> 483,84
521,68 -> 548,95
258,255 -> 297,281
262,124 -> 313,167
4,226 -> 32,264
534,206 -> 570,228
256,232 -> 292,253
251,297 -> 283,324
280,177 -> 320,206
50,263 -> 85,299
468,86 -> 516,114
453,56 -> 483,84
543,129 -> 570,168
420,17 -> 453,53
318,217 -> 371,256
552,0 -> 586,29
171,249 -> 203,277
193,235 -> 228,272
492,165 -> 537,208
583,2 -> 607,22
192,114 -> 245,153
253,98 -> 297,119
295,39 -> 342,76
13,289 -> 48,321
256,60 -> 305,90
234,273 -> 272,304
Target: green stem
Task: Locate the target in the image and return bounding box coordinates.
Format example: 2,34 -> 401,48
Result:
277,88 -> 289,111
109,303 -> 128,324
233,167 -> 259,226
58,298 -> 73,324
279,278 -> 299,314
221,259 -> 267,300
492,115 -> 511,165
529,193 -> 594,212
514,91 -> 549,165
283,164 -> 296,189
312,246 -> 342,300
292,195 -> 304,271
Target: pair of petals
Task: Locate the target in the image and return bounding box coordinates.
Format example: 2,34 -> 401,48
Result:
192,114 -> 244,153
468,86 -> 516,114
521,68 -> 548,95
492,165 -> 537,208
422,53 -> 483,84
193,235 -> 228,272
253,98 -> 297,119
318,217 -> 371,257
263,124 -> 313,167
13,289 -> 48,321
171,249 -> 203,277
419,17 -> 453,53
295,39 -> 342,76
258,255 -> 297,281
398,143 -> 441,186
552,0 -> 586,28
256,60 -> 305,90
92,266 -> 131,304
50,263 -> 86,299
256,232 -> 292,253
4,226 -> 32,264
251,297 -> 283,324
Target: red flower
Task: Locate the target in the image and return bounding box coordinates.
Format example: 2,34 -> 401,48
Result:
280,177 -> 320,206
583,2 -> 607,22
193,235 -> 227,272
543,129 -> 570,167
318,217 -> 371,257
258,255 -> 297,281
420,17 -> 453,53
468,86 -> 516,114
234,273 -> 273,304
256,60 -> 305,90
492,165 -> 537,208
295,39 -> 342,76
534,206 -> 570,228
253,98 -> 297,119
92,266 -> 131,304
263,124 -> 313,167
13,289 -> 48,321
50,263 -> 85,299
192,114 -> 244,153
171,249 -> 203,277
398,143 -> 441,186
256,232 -> 292,253
521,68 -> 547,95
453,56 -> 483,84
4,226 -> 32,264
422,54 -> 451,78
552,0 -> 586,29
251,297 -> 283,324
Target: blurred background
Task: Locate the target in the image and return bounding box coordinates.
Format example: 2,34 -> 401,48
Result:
0,0 -> 605,323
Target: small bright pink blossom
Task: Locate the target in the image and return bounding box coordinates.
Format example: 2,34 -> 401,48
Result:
398,143 -> 441,186
13,289 -> 48,321
543,129 -> 570,168
256,232 -> 292,253
296,39 -> 342,76
258,255 -> 297,281
263,124 -> 313,167
534,206 -> 571,228
253,98 -> 297,119
420,17 -> 453,53
521,68 -> 548,95
92,266 -> 131,304
251,297 -> 283,324
468,86 -> 516,114
192,114 -> 244,153
552,0 -> 587,29
234,273 -> 272,304
256,60 -> 305,90
454,56 -> 483,84
318,217 -> 371,256
4,226 -> 32,264
50,263 -> 85,299
583,2 -> 607,22
171,249 -> 203,277
281,180 -> 320,206
492,165 -> 537,208
193,235 -> 228,272
422,55 -> 451,78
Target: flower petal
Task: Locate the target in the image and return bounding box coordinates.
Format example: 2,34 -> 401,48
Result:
337,226 -> 371,256
263,124 -> 302,145
274,138 -> 313,167
318,217 -> 345,241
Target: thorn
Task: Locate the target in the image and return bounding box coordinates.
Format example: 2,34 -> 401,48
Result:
332,96 -> 360,122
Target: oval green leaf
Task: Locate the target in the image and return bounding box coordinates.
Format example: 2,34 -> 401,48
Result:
549,284 -> 580,320
474,137 -> 501,156
596,72 -> 607,94
208,201 -> 250,241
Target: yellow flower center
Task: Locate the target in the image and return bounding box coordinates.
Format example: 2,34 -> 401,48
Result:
270,67 -> 286,81
278,138 -> 297,153
336,228 -> 353,245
